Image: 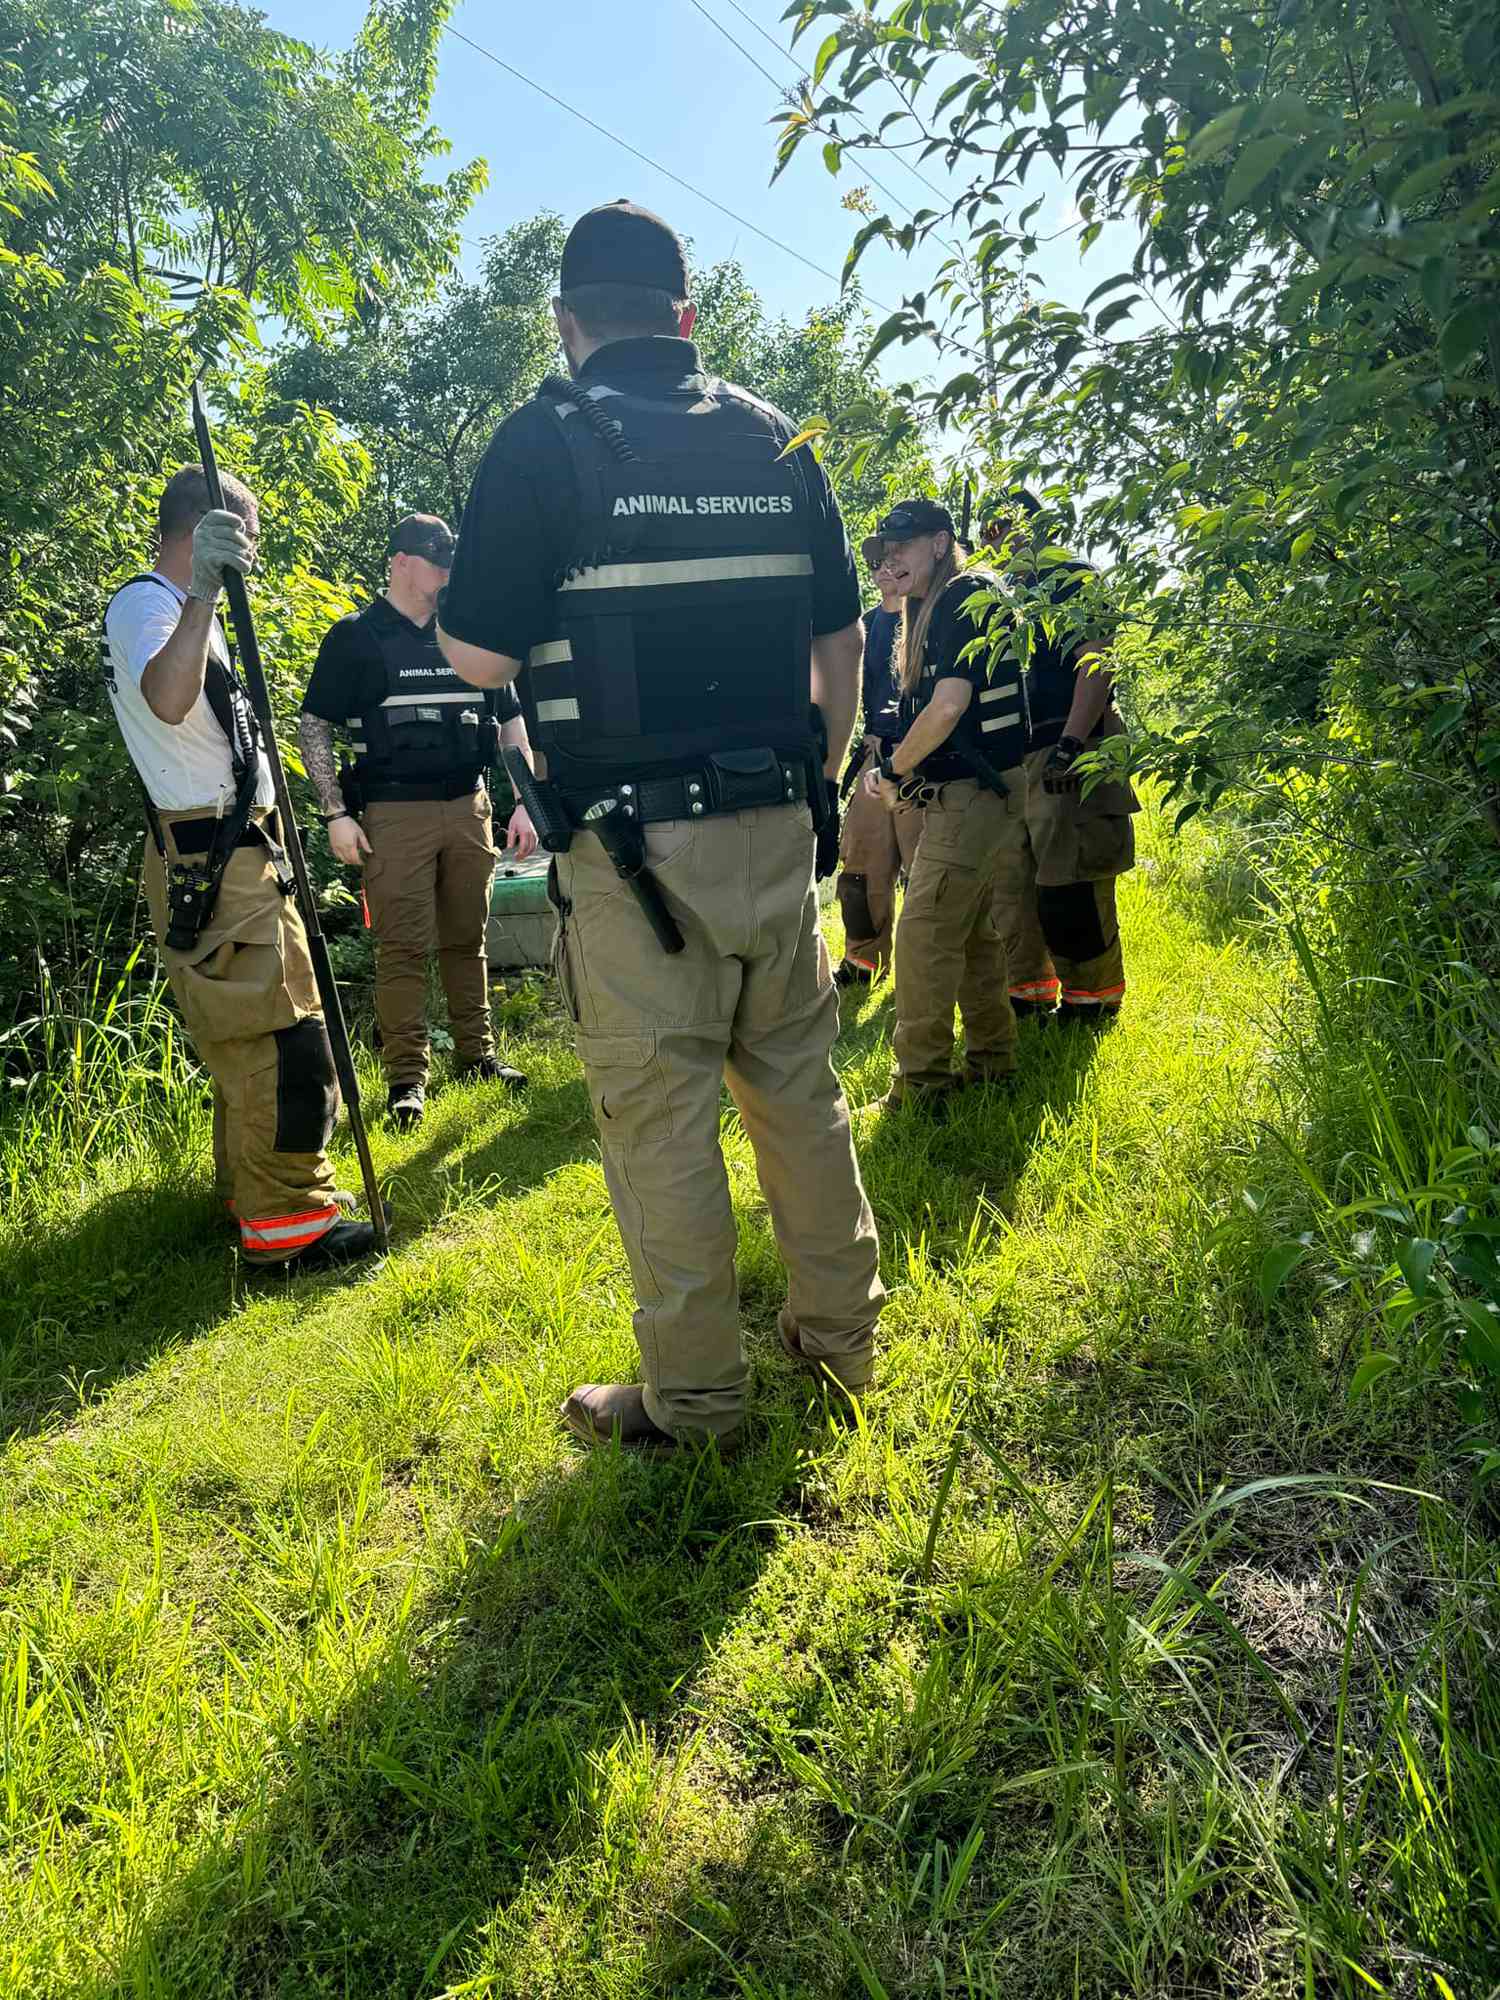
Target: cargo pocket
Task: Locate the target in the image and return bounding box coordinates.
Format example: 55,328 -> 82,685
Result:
575,1030 -> 672,1147
1075,810 -> 1135,882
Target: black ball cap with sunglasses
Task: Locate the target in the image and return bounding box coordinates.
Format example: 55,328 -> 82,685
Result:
387,514 -> 457,571
860,498 -> 957,571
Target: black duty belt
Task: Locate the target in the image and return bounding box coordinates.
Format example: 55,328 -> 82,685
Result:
361,774 -> 484,804
566,759 -> 811,827
166,809 -> 280,856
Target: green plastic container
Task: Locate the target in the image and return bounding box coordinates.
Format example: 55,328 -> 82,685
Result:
487,852 -> 556,970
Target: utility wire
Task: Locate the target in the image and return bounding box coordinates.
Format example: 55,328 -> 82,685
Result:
439,19 -> 992,375
710,0 -> 954,207
443,23 -> 854,299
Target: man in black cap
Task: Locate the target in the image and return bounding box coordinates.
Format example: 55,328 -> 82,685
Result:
437,200 -> 884,1457
299,513 -> 535,1129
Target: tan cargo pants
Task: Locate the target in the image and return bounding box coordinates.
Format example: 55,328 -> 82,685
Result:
144,812 -> 342,1263
836,743 -> 924,975
991,747 -> 1137,1011
361,787 -> 496,1086
553,801 -> 885,1439
890,776 -> 1027,1098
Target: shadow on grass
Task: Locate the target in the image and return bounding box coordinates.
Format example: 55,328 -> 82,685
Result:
0,1069 -> 599,1450
0,1178 -> 246,1447
91,1405 -> 820,1998
845,993 -> 1109,1245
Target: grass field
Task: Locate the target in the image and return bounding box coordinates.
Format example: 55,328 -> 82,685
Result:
2,815 -> 1497,1998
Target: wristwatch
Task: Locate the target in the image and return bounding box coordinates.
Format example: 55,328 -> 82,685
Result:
877,758 -> 899,785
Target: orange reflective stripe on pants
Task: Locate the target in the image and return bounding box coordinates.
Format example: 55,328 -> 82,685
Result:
239,1205 -> 341,1255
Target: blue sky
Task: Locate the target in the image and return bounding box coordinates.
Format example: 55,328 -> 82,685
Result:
270,0 -> 1118,374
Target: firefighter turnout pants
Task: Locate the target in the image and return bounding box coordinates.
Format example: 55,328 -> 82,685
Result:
552,801 -> 885,1441
890,776 -> 1026,1099
144,812 -> 342,1264
361,787 -> 497,1088
836,743 -> 924,976
991,747 -> 1137,1013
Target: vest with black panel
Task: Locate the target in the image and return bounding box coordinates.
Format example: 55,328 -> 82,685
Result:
100,574 -> 262,842
1013,560 -> 1095,751
347,599 -> 492,798
900,569 -> 1027,780
522,369 -> 819,798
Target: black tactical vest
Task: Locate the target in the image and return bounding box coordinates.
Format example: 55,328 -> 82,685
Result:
900,570 -> 1028,779
346,602 -> 490,795
520,371 -> 819,792
1011,560 -> 1096,751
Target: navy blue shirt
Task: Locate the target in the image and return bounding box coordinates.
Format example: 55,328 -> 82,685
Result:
861,606 -> 901,738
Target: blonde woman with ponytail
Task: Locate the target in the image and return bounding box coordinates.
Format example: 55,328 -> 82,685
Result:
859,499 -> 1029,1106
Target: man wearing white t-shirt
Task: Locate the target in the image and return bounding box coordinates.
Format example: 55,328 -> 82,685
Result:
103,466 -> 376,1272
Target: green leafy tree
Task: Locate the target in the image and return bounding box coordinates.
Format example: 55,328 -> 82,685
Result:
272,215 -> 567,577
774,0 -> 1499,915
692,259 -> 934,574
0,0 -> 478,1016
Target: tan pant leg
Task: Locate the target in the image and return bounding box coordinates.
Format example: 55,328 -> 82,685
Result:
212,1085 -> 232,1208
835,750 -> 908,976
891,782 -> 1017,1093
555,804 -> 882,1434
1047,878 -> 1126,1009
362,800 -> 441,1088
1026,755 -> 1134,1012
146,833 -> 341,1261
725,807 -> 884,1387
556,817 -> 746,1438
434,787 -> 497,1067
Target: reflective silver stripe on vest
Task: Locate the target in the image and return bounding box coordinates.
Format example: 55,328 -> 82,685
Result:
980,714 -> 1023,734
378,691 -> 480,708
535,697 -> 582,723
349,739 -> 369,753
558,553 -> 815,592
979,683 -> 1020,702
528,639 -> 573,668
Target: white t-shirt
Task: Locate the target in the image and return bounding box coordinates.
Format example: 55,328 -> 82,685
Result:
103,572 -> 274,812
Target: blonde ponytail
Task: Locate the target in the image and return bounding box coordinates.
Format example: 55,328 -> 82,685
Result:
898,541 -> 961,693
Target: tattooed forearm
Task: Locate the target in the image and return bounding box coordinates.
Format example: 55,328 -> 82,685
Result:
298,712 -> 347,818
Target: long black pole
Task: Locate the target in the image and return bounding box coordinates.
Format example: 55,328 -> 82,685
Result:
191,381 -> 389,1253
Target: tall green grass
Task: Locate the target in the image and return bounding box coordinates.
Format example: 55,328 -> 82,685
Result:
1,809 -> 1497,1998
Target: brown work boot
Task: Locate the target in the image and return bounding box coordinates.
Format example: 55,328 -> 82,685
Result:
878,1076 -> 961,1116
559,1384 -> 737,1459
778,1313 -> 874,1412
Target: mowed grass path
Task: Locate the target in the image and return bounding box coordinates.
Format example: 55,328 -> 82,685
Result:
2,817 -> 1495,1998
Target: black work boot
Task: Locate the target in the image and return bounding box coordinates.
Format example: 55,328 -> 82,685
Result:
253,1219 -> 379,1277
1057,1003 -> 1121,1031
387,1081 -> 425,1130
1010,996 -> 1057,1024
834,961 -> 873,989
459,1055 -> 528,1090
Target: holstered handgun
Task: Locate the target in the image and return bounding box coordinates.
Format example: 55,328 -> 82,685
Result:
580,798 -> 685,955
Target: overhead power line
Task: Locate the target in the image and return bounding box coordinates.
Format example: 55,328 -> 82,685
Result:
439,19 -> 993,378
442,23 -> 854,298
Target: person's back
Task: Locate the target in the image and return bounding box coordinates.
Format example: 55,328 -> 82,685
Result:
438,200 -> 884,1455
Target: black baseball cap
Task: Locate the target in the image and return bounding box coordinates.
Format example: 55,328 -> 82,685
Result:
388,514 -> 456,569
860,498 -> 956,569
559,199 -> 690,297
980,488 -> 1043,540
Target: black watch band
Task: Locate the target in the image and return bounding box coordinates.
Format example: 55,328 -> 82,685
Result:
878,758 -> 898,785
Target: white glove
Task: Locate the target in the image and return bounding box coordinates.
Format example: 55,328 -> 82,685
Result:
188,509 -> 254,603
